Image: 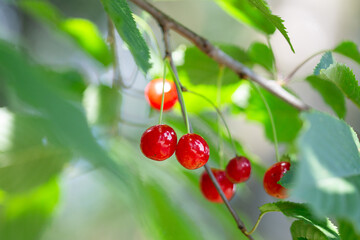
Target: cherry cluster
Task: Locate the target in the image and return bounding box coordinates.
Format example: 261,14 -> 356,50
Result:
140,78 -> 291,203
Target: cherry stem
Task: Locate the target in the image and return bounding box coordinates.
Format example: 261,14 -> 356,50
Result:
161,26 -> 253,240
250,81 -> 280,162
217,65 -> 225,168
245,212 -> 267,236
283,49 -> 329,84
158,58 -> 168,125
184,89 -> 238,157
162,28 -> 191,133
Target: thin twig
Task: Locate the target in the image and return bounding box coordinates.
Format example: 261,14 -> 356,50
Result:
283,49 -> 328,84
161,23 -> 253,240
129,0 -> 308,111
204,164 -> 254,240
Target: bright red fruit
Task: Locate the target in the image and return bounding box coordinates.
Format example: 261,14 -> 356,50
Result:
263,161 -> 291,199
140,125 -> 177,161
175,133 -> 209,170
200,169 -> 235,203
225,156 -> 251,183
144,78 -> 178,111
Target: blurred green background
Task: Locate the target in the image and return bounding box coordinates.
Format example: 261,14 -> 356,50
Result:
0,0 -> 359,239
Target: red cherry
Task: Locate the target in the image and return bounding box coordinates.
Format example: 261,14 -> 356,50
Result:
140,124 -> 177,161
263,161 -> 291,199
175,133 -> 209,170
225,156 -> 251,183
200,169 -> 235,203
144,78 -> 178,111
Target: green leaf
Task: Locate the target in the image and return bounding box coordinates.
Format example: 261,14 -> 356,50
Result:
306,76 -> 346,118
338,219 -> 360,240
101,0 -> 151,72
19,0 -> 112,66
291,220 -> 329,240
291,111 -> 360,232
314,52 -> 334,75
333,41 -> 360,65
248,42 -> 274,73
178,45 -> 251,86
0,40 -> 128,184
0,180 -> 59,240
59,18 -> 113,66
320,63 -> 360,108
247,0 -> 294,52
18,0 -> 62,25
245,85 -> 302,143
216,0 -> 275,34
0,109 -> 70,193
259,202 -> 340,239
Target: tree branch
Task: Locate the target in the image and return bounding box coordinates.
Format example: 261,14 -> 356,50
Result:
129,0 -> 309,111
161,23 -> 254,240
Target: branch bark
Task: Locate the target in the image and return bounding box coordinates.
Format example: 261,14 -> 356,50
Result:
129,0 -> 309,111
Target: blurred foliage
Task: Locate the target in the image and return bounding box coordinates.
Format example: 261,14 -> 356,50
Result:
19,0 -> 113,66
289,111 -> 360,231
0,180 -> 59,240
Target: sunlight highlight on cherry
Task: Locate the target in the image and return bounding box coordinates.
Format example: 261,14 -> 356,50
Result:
144,78 -> 178,111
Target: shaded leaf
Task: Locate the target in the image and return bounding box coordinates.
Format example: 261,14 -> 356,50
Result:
321,63 -> 360,108
306,76 -> 346,118
290,111 -> 360,232
216,0 -> 275,34
248,42 -> 274,73
260,202 -> 339,239
101,0 -> 151,72
291,220 -> 329,240
314,52 -> 334,75
338,219 -> 360,240
333,41 -> 360,65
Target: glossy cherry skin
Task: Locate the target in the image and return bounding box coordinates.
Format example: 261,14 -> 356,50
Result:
200,169 -> 236,203
144,78 -> 178,111
263,161 -> 291,199
175,133 -> 209,170
225,156 -> 251,183
140,125 -> 177,161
